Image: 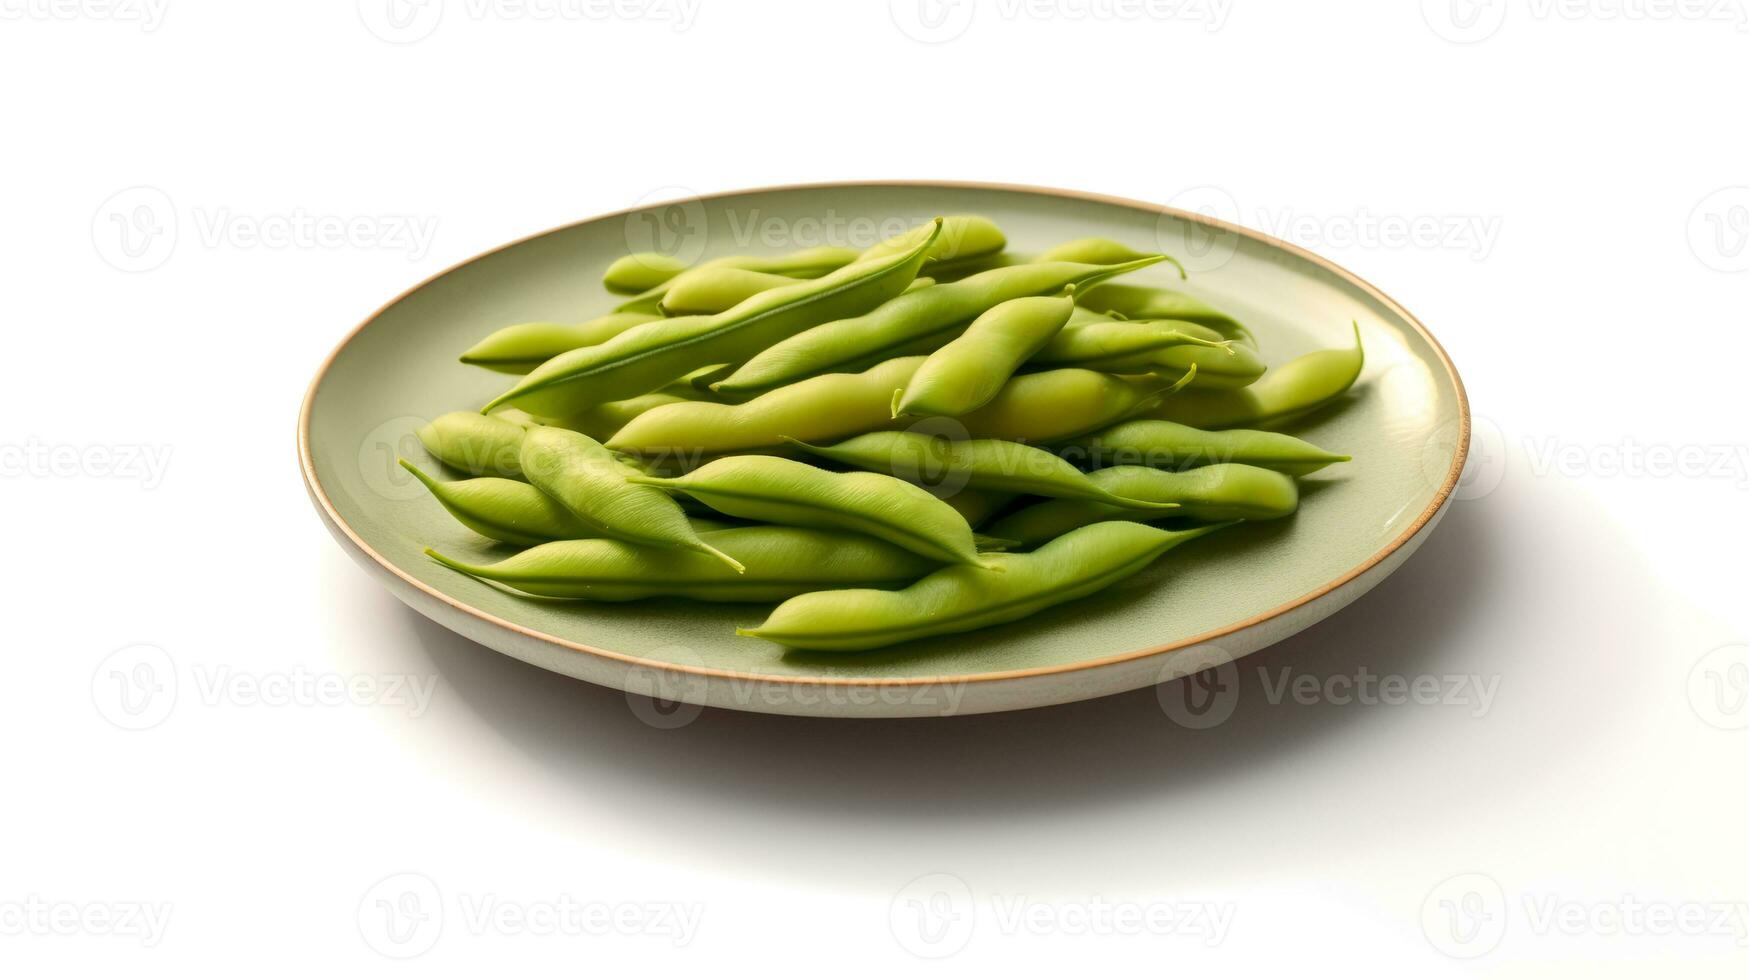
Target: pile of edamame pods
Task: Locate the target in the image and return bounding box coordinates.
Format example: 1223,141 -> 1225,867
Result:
409,214 -> 1364,651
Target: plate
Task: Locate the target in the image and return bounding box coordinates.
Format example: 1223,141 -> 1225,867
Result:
299,181 -> 1469,718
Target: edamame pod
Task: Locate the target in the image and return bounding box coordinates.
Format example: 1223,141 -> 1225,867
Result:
892,295 -> 1073,418
426,526 -> 937,602
1152,323 -> 1364,430
658,268 -> 804,316
786,431 -> 1180,509
1036,237 -> 1165,267
519,426 -> 743,571
400,458 -> 597,545
613,245 -> 863,313
953,367 -> 1192,444
1031,318 -> 1264,389
739,521 -> 1231,650
487,222 -> 942,417
1077,282 -> 1252,346
628,455 -> 996,567
416,411 -> 529,477
940,488 -> 1018,528
606,356 -> 924,457
459,312 -> 662,374
603,252 -> 690,294
1073,419 -> 1351,476
714,255 -> 1172,394
859,215 -> 1007,270
549,392 -> 690,442
984,464 -> 1299,548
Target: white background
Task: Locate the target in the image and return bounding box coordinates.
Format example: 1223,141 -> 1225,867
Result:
4,0 -> 1747,975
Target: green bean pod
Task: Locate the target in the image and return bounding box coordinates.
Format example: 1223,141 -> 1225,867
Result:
952,367 -> 1190,444
603,252 -> 690,294
486,222 -> 941,417
613,245 -> 863,312
628,455 -> 994,568
548,392 -> 690,442
785,431 -> 1180,509
984,464 -> 1298,548
940,488 -> 1018,528
416,411 -> 529,477
1077,282 -> 1253,346
1031,318 -> 1264,389
1152,323 -> 1364,430
1036,237 -> 1164,267
713,255 -> 1172,395
519,426 -> 743,571
859,215 -> 1007,270
426,526 -> 937,602
658,268 -> 803,316
399,458 -> 597,545
739,520 -> 1232,650
1073,419 -> 1351,476
459,312 -> 662,374
605,356 -> 924,457
892,295 -> 1073,418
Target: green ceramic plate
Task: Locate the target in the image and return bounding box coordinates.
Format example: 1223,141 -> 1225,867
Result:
299,181 -> 1468,718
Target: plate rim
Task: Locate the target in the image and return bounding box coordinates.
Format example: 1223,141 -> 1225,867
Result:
297,179 -> 1471,687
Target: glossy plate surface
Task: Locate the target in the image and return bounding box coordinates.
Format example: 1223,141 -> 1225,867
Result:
299,182 -> 1469,717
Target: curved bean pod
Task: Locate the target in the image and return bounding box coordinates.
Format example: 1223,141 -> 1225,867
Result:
984,464 -> 1298,548
892,295 -> 1073,418
426,525 -> 937,602
399,458 -> 597,545
613,245 -> 862,313
549,392 -> 690,442
658,268 -> 803,316
859,215 -> 1007,270
739,520 -> 1231,650
520,426 -> 743,571
1030,319 -> 1263,389
786,431 -> 1180,509
486,222 -> 941,417
1072,419 -> 1350,475
1077,282 -> 1253,346
1036,237 -> 1165,267
714,255 -> 1171,395
606,356 -> 924,457
940,488 -> 1018,528
628,455 -> 994,567
459,312 -> 663,375
1152,323 -> 1364,430
603,252 -> 690,294
951,367 -> 1190,444
416,411 -> 529,477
